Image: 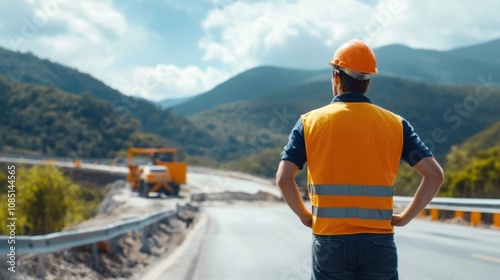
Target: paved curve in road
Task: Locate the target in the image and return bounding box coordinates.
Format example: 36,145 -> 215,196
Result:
141,173 -> 500,280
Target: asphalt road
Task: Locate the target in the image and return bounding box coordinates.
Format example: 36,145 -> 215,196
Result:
142,202 -> 311,280
396,219 -> 500,280
145,203 -> 500,280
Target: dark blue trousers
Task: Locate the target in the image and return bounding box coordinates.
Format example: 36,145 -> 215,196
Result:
312,233 -> 398,280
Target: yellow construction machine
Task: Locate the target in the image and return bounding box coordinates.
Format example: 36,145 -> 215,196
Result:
126,148 -> 187,197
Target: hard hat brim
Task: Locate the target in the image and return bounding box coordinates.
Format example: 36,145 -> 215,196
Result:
328,61 -> 378,74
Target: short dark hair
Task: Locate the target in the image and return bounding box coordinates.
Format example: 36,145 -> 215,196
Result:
335,69 -> 371,94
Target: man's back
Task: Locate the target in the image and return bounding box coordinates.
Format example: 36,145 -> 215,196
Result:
302,99 -> 403,184
302,94 -> 403,235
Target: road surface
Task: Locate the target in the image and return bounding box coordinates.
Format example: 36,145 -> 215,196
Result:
143,203 -> 500,280
396,219 -> 500,279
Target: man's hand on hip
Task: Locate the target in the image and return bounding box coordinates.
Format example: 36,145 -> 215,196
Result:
300,211 -> 313,228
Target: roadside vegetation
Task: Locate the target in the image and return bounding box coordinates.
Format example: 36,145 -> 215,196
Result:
0,164 -> 104,235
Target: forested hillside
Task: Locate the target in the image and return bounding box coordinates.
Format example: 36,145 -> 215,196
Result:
449,121 -> 500,155
0,47 -> 218,157
0,76 -> 169,158
0,47 -> 122,102
442,122 -> 500,198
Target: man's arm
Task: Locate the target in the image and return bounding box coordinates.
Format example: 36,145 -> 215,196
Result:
276,160 -> 312,228
392,157 -> 444,226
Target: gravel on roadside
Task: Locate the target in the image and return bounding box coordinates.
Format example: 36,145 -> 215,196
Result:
0,181 -> 199,280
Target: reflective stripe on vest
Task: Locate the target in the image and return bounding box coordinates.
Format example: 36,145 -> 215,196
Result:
311,184 -> 393,220
312,206 -> 393,220
310,184 -> 393,197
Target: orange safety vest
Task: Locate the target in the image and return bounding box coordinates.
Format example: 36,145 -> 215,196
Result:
301,101 -> 403,235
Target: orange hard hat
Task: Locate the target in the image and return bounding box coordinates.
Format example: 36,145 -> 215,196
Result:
328,39 -> 378,80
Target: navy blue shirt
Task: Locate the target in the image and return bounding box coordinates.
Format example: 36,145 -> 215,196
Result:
280,93 -> 433,169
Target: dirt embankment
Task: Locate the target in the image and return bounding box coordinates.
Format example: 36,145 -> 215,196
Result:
191,190 -> 282,203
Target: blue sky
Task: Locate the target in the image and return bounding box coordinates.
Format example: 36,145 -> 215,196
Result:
1,0 -> 500,101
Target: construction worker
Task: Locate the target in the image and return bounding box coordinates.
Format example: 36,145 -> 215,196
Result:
276,39 -> 444,280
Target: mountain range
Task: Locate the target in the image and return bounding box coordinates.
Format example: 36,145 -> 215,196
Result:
0,38 -> 499,164
171,38 -> 500,114
374,38 -> 500,85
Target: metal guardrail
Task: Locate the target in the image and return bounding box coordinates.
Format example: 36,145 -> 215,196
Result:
0,153 -> 123,166
0,206 -> 178,255
0,206 -> 178,276
394,196 -> 500,227
394,196 -> 500,213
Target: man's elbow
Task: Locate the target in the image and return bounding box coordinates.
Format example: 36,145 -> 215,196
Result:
276,170 -> 293,189
429,163 -> 445,188
416,157 -> 445,186
436,166 -> 445,185
276,160 -> 299,188
275,172 -> 288,188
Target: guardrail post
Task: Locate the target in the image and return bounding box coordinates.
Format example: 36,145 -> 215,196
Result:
37,253 -> 45,278
494,213 -> 500,228
92,243 -> 99,270
418,210 -> 426,218
111,237 -> 118,254
454,210 -> 464,219
430,208 -> 439,221
470,212 -> 481,226
141,228 -> 150,253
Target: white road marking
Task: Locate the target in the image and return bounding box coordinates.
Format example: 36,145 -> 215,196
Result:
471,254 -> 500,264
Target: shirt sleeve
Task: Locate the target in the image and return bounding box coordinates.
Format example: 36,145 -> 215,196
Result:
280,118 -> 307,169
401,118 -> 433,166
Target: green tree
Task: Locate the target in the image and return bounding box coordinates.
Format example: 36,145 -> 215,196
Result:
0,164 -> 6,195
15,165 -> 84,235
445,145 -> 470,173
443,147 -> 500,198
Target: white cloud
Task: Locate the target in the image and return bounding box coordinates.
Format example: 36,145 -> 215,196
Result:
368,1 -> 500,50
106,64 -> 228,101
198,0 -> 500,70
198,0 -> 398,70
11,0 -> 126,70
78,1 -> 128,38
